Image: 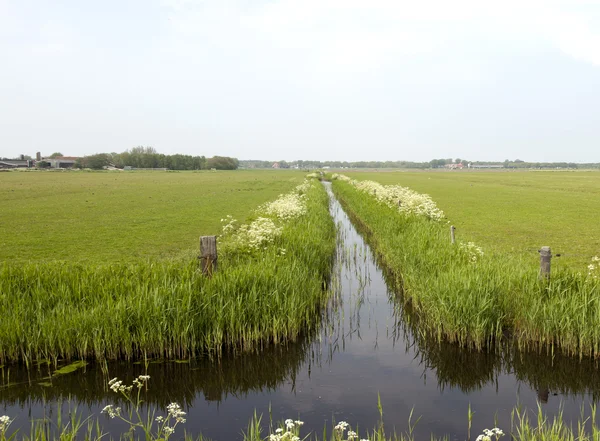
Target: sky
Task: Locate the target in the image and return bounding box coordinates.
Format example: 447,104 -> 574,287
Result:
0,0 -> 599,162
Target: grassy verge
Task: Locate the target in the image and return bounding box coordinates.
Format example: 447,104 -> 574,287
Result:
330,175 -> 600,358
0,179 -> 335,364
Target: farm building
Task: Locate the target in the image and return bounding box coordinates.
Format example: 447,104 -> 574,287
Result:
45,156 -> 79,168
0,159 -> 33,169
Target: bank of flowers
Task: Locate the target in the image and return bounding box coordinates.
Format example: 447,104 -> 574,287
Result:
331,174 -> 445,221
220,180 -> 312,253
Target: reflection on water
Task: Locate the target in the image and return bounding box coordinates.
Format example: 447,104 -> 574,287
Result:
1,182 -> 599,440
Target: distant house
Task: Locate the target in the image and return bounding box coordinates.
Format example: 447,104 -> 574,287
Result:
272,162 -> 280,169
445,162 -> 464,170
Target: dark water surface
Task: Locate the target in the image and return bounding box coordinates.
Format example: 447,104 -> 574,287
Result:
2,182 -> 600,440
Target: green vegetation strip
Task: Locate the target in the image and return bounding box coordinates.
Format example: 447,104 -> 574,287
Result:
330,175 -> 600,358
0,179 -> 335,364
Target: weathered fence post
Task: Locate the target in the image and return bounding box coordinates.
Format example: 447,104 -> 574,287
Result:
450,225 -> 456,244
539,246 -> 551,279
200,236 -> 218,276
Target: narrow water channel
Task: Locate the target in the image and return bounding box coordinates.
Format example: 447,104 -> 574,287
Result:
2,183 -> 599,440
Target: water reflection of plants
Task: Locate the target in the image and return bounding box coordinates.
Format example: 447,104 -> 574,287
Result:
0,335 -> 322,407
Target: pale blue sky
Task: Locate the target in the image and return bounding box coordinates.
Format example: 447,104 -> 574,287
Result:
1,0 -> 599,162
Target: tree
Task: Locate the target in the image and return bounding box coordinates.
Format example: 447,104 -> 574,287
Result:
79,153 -> 110,170
206,156 -> 239,170
49,152 -> 63,158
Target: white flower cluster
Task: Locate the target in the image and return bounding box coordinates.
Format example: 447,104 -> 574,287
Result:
155,402 -> 187,428
220,215 -> 237,235
101,404 -> 122,419
108,375 -> 150,393
459,241 -> 484,263
221,180 -> 315,252
476,427 -> 504,441
305,172 -> 320,179
294,180 -> 313,194
0,415 -> 12,434
333,421 -> 361,440
333,174 -> 445,221
108,377 -> 132,393
588,256 -> 600,280
262,193 -> 307,221
331,173 -> 351,182
234,217 -> 283,251
269,419 -> 304,441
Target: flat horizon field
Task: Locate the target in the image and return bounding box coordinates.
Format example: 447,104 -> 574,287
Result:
0,169 -> 305,262
344,169 -> 600,270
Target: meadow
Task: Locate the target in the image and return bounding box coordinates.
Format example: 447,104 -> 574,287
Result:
344,170 -> 600,269
0,172 -> 336,364
0,170 -> 306,263
331,174 -> 600,358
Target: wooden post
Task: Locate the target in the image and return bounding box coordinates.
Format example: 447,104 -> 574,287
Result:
450,225 -> 456,244
539,246 -> 551,279
200,236 -> 218,276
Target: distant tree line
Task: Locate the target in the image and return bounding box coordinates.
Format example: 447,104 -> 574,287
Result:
240,158 -> 596,170
73,147 -> 239,170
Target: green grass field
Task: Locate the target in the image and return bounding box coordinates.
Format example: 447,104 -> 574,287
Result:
0,170 -> 305,263
345,170 -> 600,269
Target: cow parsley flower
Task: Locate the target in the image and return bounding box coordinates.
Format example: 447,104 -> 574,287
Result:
0,415 -> 12,433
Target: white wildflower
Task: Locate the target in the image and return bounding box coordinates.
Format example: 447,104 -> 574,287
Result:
262,193 -> 307,221
335,175 -> 445,221
588,256 -> 600,280
163,426 -> 175,435
294,420 -> 304,426
0,415 -> 12,433
276,428 -> 283,434
347,430 -> 358,440
334,421 -> 349,431
101,405 -> 121,418
459,241 -> 484,263
239,217 -> 282,251
167,403 -> 186,419
477,427 -> 504,441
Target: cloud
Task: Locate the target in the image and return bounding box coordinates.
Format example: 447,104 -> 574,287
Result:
160,0 -> 600,73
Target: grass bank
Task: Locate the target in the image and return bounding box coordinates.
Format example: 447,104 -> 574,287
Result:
330,175 -> 600,358
0,179 -> 335,364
